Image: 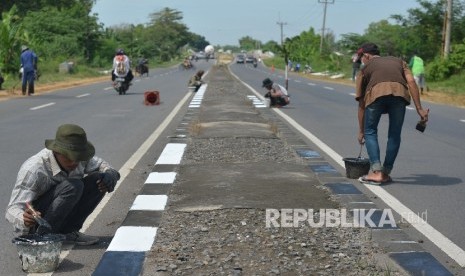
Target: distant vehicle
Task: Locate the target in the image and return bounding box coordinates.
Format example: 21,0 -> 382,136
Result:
236,54 -> 245,64
245,55 -> 255,63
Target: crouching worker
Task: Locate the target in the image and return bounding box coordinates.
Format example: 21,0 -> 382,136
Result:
188,70 -> 205,92
5,124 -> 120,245
262,78 -> 290,107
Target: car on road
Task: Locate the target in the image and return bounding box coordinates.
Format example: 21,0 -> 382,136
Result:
236,54 -> 245,64
245,55 -> 256,63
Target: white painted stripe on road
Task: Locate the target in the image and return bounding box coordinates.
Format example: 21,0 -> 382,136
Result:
155,143 -> 186,165
460,119 -> 465,123
104,87 -> 113,90
145,172 -> 177,184
349,93 -> 356,97
76,93 -> 90,98
130,195 -> 167,211
272,107 -> 465,267
230,69 -> 465,267
323,86 -> 334,90
30,102 -> 55,110
406,106 -> 415,110
107,226 -> 157,252
308,83 -> 316,86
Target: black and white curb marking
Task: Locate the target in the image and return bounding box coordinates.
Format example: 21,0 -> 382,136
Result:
92,84 -> 206,276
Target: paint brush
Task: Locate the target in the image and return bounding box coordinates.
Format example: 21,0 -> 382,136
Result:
25,202 -> 52,231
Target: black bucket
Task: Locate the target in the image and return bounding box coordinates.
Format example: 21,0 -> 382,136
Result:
343,157 -> 370,179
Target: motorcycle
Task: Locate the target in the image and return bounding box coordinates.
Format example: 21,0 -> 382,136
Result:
253,60 -> 258,68
113,77 -> 129,95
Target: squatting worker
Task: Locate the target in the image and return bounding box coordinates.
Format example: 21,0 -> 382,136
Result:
5,124 -> 120,245
262,78 -> 290,108
188,70 -> 205,92
355,43 -> 429,185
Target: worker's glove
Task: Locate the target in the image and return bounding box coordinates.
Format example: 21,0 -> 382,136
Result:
99,172 -> 118,193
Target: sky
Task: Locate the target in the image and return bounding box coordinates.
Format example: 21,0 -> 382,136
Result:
92,0 -> 421,46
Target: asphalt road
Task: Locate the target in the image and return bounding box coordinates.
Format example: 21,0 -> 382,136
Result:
1,59 -> 464,274
230,62 -> 465,272
0,61 -> 212,276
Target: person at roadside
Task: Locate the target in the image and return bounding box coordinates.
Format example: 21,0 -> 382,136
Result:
5,124 -> 120,245
112,48 -> 133,86
262,78 -> 290,108
188,70 -> 205,92
20,45 -> 38,96
355,43 -> 429,185
409,52 -> 426,94
351,52 -> 362,81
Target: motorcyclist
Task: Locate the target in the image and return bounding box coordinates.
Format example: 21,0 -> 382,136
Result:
112,49 -> 133,85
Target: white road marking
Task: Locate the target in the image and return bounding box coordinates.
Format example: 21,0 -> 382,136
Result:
308,83 -> 316,86
30,102 -> 55,110
76,93 -> 90,98
230,69 -> 465,268
460,119 -> 465,123
106,226 -> 157,252
273,107 -> 465,267
130,195 -> 167,211
323,86 -> 334,90
42,85 -> 194,276
104,87 -> 113,90
406,106 -> 415,110
145,172 -> 177,184
155,143 -> 186,165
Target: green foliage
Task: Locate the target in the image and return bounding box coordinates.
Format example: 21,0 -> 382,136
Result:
0,6 -> 26,74
427,42 -> 465,81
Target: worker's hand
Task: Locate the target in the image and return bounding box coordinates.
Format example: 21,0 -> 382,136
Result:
98,172 -> 117,193
23,208 -> 38,228
358,131 -> 365,145
418,108 -> 429,123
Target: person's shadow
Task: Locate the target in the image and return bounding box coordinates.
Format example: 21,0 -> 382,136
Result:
394,174 -> 461,186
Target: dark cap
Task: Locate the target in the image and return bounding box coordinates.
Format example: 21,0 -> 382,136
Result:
357,43 -> 380,56
262,78 -> 273,87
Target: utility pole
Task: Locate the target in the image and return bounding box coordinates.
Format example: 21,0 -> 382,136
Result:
276,21 -> 287,46
277,20 -> 289,89
443,0 -> 452,58
318,0 -> 334,54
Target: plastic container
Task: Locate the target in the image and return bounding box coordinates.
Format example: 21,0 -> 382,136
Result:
12,234 -> 65,273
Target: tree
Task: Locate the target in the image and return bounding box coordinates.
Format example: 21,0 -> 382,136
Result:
0,6 -> 26,74
147,8 -> 190,61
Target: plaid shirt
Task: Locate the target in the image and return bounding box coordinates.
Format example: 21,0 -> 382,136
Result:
5,148 -> 120,233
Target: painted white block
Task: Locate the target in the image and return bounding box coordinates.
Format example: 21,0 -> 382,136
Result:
107,226 -> 157,252
145,172 -> 177,184
130,195 -> 167,211
155,143 -> 186,164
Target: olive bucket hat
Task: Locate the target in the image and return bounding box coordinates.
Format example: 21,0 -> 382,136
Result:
262,78 -> 273,87
45,124 -> 95,161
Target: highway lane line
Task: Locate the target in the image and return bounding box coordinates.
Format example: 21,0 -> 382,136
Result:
33,87 -> 194,276
76,93 -> 90,98
323,86 -> 334,90
29,102 -> 55,110
274,104 -> 465,267
231,69 -> 465,267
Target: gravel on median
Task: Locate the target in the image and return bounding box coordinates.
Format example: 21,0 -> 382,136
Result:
142,65 -> 405,275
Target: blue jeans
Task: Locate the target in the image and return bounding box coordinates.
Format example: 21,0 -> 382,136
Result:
364,95 -> 407,174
